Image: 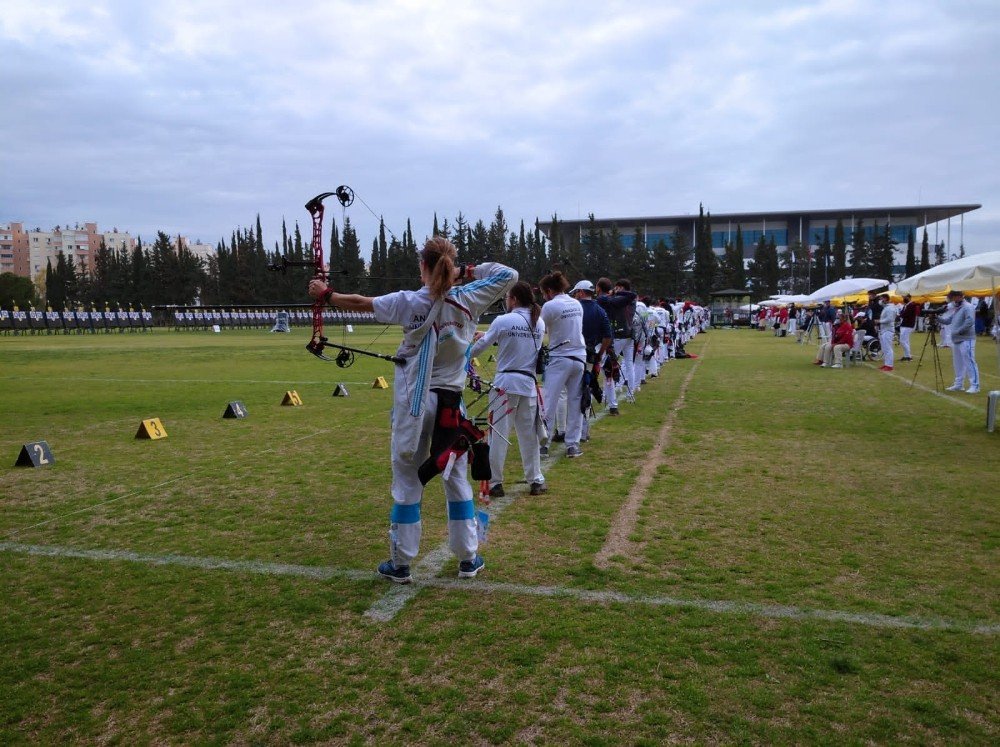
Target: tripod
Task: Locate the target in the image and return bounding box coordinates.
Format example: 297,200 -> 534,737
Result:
803,313 -> 828,344
910,317 -> 946,392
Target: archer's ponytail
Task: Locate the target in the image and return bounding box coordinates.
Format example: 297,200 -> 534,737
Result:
508,281 -> 541,328
421,237 -> 458,300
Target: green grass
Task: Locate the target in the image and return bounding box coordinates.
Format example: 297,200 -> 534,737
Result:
1,326 -> 998,744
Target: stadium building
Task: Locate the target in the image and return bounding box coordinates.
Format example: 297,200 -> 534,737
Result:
538,204 -> 981,260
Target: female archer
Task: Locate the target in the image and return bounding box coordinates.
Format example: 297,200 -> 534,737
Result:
309,237 -> 517,583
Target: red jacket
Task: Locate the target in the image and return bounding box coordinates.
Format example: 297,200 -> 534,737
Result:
832,322 -> 854,346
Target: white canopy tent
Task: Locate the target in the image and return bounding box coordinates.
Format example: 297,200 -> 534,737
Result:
770,294 -> 813,305
895,251 -> 1000,296
805,277 -> 889,304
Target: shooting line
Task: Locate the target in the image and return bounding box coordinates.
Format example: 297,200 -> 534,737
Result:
1,539 -> 995,635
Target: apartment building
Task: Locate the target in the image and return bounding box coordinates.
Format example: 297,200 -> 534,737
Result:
0,222 -> 29,276
6,223 -> 139,280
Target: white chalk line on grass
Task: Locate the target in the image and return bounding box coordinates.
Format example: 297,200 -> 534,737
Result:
2,540 -> 996,635
363,408 -> 612,623
0,375 -> 371,386
4,429 -> 330,538
864,363 -> 981,412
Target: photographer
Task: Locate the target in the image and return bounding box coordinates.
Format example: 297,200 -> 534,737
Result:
939,290 -> 980,394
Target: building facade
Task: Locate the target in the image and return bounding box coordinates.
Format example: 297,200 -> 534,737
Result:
0,222 -> 30,276
3,223 -> 139,281
539,204 -> 981,261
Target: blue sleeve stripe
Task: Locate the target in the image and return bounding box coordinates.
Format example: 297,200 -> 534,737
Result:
410,330 -> 434,417
391,502 -> 422,524
447,500 -> 475,521
460,269 -> 515,294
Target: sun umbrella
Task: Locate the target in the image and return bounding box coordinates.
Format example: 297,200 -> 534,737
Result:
805,277 -> 889,303
895,251 -> 1000,296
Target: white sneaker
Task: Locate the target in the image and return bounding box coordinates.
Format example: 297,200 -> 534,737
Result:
945,384 -> 963,391
965,387 -> 980,394
831,363 -> 843,369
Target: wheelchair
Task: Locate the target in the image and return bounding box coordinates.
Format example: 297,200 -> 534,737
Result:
863,336 -> 882,361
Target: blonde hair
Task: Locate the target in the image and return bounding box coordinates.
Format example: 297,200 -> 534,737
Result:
421,236 -> 458,300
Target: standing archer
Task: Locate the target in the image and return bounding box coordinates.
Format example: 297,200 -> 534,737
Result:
309,238 -> 517,583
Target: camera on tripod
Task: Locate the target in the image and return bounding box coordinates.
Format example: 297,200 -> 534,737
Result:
920,305 -> 947,331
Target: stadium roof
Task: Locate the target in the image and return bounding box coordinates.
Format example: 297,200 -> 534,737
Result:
537,204 -> 981,233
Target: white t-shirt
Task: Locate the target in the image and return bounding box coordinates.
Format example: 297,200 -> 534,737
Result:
540,293 -> 586,361
470,307 -> 543,397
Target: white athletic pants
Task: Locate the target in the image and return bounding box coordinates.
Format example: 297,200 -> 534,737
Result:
604,338 -> 633,407
617,338 -> 635,394
542,356 -> 584,447
879,328 -> 895,367
899,326 -> 914,358
488,392 -> 543,488
632,345 -> 646,390
940,323 -> 953,347
389,389 -> 477,566
951,339 -> 980,389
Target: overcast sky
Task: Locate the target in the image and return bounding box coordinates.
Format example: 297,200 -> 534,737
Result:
2,0 -> 998,258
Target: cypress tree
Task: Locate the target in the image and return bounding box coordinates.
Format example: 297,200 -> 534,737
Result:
919,228 -> 930,271
832,219 -> 847,279
904,228 -> 916,277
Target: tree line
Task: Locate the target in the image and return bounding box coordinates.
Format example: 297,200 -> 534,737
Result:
13,205 -> 951,312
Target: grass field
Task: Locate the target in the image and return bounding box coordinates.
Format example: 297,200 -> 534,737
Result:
1,325 -> 998,744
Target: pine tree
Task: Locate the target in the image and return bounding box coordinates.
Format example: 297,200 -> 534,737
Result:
920,228 -> 930,272
721,239 -> 746,291
934,237 -> 946,266
871,224 -> 896,281
339,217 -> 366,293
487,207 -> 508,263
849,220 -> 867,275
832,219 -> 847,279
692,204 -> 718,302
452,212 -> 469,262
904,228 -> 916,277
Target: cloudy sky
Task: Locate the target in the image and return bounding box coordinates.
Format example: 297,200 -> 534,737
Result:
2,0 -> 998,257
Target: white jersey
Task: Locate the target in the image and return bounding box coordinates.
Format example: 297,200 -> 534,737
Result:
652,306 -> 669,331
372,262 -> 518,391
540,293 -> 586,362
373,262 -> 517,461
470,307 -> 543,397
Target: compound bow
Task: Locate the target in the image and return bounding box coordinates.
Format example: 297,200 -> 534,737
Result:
269,186 -> 403,367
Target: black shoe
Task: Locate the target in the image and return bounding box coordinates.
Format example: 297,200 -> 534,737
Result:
529,481 -> 547,495
552,431 -> 566,443
489,483 -> 505,498
609,407 -> 620,416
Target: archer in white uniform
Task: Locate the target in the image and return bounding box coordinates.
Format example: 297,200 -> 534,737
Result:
310,238 -> 517,583
470,281 -> 546,497
539,272 -> 587,457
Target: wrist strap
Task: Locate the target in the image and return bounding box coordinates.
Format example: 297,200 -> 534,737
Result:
320,288 -> 335,306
